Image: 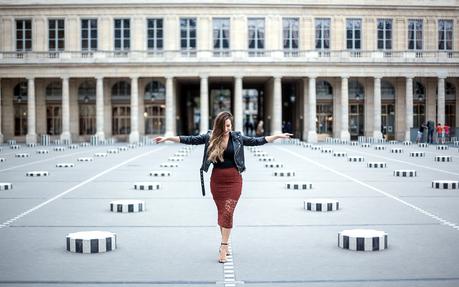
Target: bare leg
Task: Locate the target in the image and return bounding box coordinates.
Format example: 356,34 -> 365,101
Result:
218,227 -> 232,262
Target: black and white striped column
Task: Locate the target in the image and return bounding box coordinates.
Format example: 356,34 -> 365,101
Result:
0,183 -> 13,190
435,156 -> 452,162
410,151 -> 425,157
393,170 -> 417,177
286,182 -> 313,190
338,229 -> 388,251
110,200 -> 145,213
304,199 -> 339,211
149,171 -> 171,177
390,148 -> 403,154
273,170 -> 295,177
348,156 -> 364,162
134,182 -> 161,190
431,180 -> 459,190
26,171 -> 49,177
66,231 -> 117,254
367,162 -> 387,168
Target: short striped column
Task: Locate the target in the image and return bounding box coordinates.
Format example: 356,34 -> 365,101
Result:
393,170 -> 417,177
265,163 -> 284,168
0,158 -> 5,162
435,156 -> 452,162
68,144 -> 79,149
66,231 -> 117,254
118,146 -> 129,151
107,148 -> 119,154
134,182 -> 161,190
333,152 -> 347,157
168,157 -> 184,162
304,199 -> 339,212
311,145 -> 321,150
26,171 -> 49,177
374,145 -> 385,150
338,229 -> 388,251
37,149 -> 49,154
389,140 -> 398,145
361,143 -> 371,148
253,152 -> 269,157
15,153 -> 30,158
94,152 -> 108,157
273,170 -> 295,177
410,151 -> 425,157
321,148 -> 333,153
403,141 -> 412,146
259,156 -> 275,162
286,182 -> 313,190
149,171 -> 171,177
431,180 -> 459,190
160,163 -> 179,168
367,162 -> 387,168
27,143 -> 37,148
56,163 -> 75,168
54,147 -> 65,151
348,156 -> 364,162
10,145 -> 20,149
390,148 -> 403,154
80,142 -> 90,147
0,183 -> 13,190
110,200 -> 145,213
77,157 -> 94,162
436,145 -> 449,150
418,143 -> 429,148
350,141 -> 358,146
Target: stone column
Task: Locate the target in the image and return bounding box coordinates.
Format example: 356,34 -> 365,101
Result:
308,77 -> 318,143
165,76 -> 175,137
129,77 -> 140,143
272,76 -> 282,135
234,76 -> 243,133
0,78 -> 3,143
340,76 -> 350,141
199,76 -> 209,134
60,77 -> 71,142
437,77 -> 446,126
95,76 -> 105,140
26,77 -> 37,144
373,77 -> 383,139
405,77 -> 413,141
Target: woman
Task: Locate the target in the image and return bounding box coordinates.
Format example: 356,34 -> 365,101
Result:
155,111 -> 292,263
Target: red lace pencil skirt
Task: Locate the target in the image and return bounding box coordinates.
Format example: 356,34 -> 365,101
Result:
210,167 -> 242,228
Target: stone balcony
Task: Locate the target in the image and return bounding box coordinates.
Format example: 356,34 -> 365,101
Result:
0,49 -> 457,65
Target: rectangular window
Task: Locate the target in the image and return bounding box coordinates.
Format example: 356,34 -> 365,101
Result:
147,18 -> 163,51
377,19 -> 392,50
213,18 -> 230,56
16,19 -> 32,51
315,18 -> 330,56
180,18 -> 197,56
114,19 -> 130,51
81,19 -> 98,51
14,104 -> 28,136
248,18 -> 265,56
408,19 -> 423,50
49,19 -> 65,51
438,19 -> 453,51
346,18 -> 361,50
283,18 -> 299,56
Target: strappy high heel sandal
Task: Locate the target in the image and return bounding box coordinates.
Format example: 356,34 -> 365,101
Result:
218,242 -> 229,263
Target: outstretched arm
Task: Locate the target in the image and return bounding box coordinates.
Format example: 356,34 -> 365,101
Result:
265,133 -> 293,143
154,136 -> 180,143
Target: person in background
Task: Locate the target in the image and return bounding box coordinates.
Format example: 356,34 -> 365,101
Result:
444,123 -> 450,143
416,122 -> 426,144
436,123 -> 444,144
427,120 -> 435,144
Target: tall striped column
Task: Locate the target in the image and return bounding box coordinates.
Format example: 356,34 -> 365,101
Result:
405,77 -> 413,141
129,76 -> 140,143
26,77 -> 37,144
60,77 -> 71,142
95,76 -> 105,141
199,76 -> 209,134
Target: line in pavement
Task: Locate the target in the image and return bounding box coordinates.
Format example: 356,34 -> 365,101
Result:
0,147 -> 107,173
0,146 -> 166,230
336,146 -> 459,176
277,146 -> 459,232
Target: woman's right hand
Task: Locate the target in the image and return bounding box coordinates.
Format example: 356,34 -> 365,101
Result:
154,136 -> 167,143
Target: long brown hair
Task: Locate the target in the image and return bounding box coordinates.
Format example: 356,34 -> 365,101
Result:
207,111 -> 233,163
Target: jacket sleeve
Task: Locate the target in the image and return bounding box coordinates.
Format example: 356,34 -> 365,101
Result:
179,133 -> 209,145
241,135 -> 268,146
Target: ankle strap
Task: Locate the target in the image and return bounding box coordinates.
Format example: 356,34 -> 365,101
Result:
221,242 -> 228,245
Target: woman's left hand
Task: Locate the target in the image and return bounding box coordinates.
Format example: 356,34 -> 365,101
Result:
277,133 -> 293,139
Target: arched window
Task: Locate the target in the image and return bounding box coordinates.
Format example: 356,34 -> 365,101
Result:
111,81 -> 131,98
78,80 -> 96,103
45,81 -> 62,100
381,80 -> 395,100
144,80 -> 166,101
316,80 -> 333,100
349,80 -> 364,100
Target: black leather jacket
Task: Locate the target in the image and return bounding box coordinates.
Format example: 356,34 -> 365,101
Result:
179,130 -> 268,173
179,131 -> 268,196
